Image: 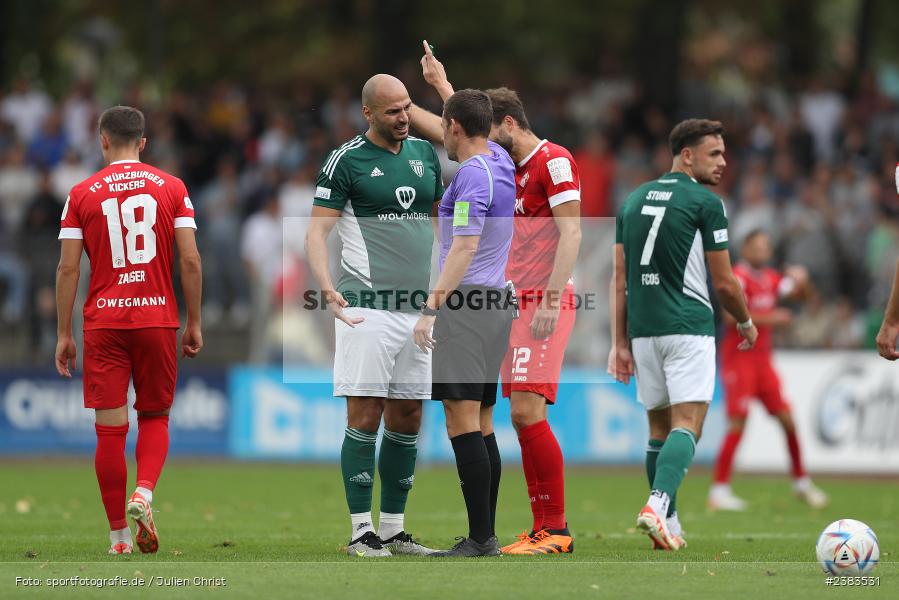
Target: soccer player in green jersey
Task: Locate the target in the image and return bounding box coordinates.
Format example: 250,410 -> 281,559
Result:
305,74 -> 444,557
609,119 -> 758,551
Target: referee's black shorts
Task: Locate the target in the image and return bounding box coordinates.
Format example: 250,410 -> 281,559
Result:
431,285 -> 514,406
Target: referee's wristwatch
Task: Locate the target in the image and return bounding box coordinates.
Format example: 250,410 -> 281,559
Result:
421,304 -> 438,316
736,317 -> 753,330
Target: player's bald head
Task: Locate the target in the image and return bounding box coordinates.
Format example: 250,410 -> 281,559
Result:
361,74 -> 408,109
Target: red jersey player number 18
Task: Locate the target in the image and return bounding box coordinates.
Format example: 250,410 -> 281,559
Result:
55,106 -> 203,556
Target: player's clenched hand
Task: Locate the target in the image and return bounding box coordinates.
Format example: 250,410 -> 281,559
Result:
876,319 -> 899,361
420,40 -> 452,97
181,323 -> 203,358
607,345 -> 635,385
413,314 -> 436,353
531,303 -> 560,340
55,335 -> 77,378
737,323 -> 758,351
325,290 -> 364,328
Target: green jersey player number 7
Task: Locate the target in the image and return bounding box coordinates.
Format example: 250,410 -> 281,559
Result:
608,119 -> 757,552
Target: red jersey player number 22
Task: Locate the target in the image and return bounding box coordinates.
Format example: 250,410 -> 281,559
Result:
59,160 -> 196,330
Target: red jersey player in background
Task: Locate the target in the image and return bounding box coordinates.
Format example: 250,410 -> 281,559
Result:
412,41 -> 581,555
55,106 -> 203,554
708,229 -> 827,511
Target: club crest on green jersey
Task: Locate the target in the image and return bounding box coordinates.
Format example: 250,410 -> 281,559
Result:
409,160 -> 424,177
395,186 -> 416,210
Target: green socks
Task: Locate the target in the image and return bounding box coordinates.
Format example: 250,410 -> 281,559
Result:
652,428 -> 697,503
378,429 -> 418,514
646,438 -> 677,517
341,426 -> 419,537
645,438 -> 664,488
341,427 -> 377,514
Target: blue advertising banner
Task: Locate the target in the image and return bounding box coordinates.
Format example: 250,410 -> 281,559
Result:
228,367 -> 726,463
0,370 -> 229,455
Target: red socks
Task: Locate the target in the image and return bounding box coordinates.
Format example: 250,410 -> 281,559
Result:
518,420 -> 566,531
95,415 -> 169,529
713,429 -> 743,484
136,414 -> 170,491
786,430 -> 806,479
715,428 -> 806,483
95,423 -> 129,530
519,435 -> 542,532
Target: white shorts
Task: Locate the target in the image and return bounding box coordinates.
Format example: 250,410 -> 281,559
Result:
631,335 -> 715,410
333,307 -> 431,399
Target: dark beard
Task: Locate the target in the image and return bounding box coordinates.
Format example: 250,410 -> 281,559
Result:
494,130 -> 514,153
377,121 -> 407,143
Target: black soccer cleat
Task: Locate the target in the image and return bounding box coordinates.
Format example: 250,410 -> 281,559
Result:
431,536 -> 502,557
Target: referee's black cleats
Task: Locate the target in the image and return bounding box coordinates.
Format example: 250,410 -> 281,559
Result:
431,536 -> 502,557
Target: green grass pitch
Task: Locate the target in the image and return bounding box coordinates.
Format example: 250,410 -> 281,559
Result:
0,460 -> 895,598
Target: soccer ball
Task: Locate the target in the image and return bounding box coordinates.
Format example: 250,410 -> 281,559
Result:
815,519 -> 879,575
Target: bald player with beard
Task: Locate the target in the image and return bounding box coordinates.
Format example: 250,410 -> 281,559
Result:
306,74 -> 444,557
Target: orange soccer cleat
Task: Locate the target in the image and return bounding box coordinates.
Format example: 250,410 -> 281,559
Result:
500,530 -> 535,554
637,505 -> 681,551
127,492 -> 159,553
505,528 -> 574,555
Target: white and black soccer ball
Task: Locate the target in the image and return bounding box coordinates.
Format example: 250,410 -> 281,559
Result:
816,519 -> 879,575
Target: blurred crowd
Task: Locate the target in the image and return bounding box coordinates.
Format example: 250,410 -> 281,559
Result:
1,63 -> 898,365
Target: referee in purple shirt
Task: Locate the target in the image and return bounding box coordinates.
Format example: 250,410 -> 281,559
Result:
412,89 -> 516,557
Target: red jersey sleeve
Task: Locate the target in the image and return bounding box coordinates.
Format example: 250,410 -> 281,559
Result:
173,179 -> 197,229
58,191 -> 84,240
772,268 -> 798,298
541,146 -> 581,208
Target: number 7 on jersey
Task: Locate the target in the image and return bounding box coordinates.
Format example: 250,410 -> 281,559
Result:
639,205 -> 666,265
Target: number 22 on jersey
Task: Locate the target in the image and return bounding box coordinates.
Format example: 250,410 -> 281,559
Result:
100,194 -> 158,268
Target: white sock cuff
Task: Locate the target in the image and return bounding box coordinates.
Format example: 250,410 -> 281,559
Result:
379,512 -> 404,523
136,487 -> 153,503
110,527 -> 132,545
350,512 -> 375,540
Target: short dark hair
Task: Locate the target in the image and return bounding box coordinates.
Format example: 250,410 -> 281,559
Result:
669,119 -> 724,155
443,89 -> 492,138
98,106 -> 145,146
485,87 -> 530,130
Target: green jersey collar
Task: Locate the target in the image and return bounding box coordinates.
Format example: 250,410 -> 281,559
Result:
362,132 -> 405,155
659,171 -> 698,184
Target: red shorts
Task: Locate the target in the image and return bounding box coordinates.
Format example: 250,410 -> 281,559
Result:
721,356 -> 789,419
500,286 -> 575,404
83,328 -> 178,412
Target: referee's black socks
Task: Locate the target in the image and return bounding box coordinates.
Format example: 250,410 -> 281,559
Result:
450,431 -> 493,544
483,432 -> 501,536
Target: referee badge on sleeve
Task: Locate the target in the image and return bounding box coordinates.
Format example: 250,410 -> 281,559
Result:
453,201 -> 470,226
